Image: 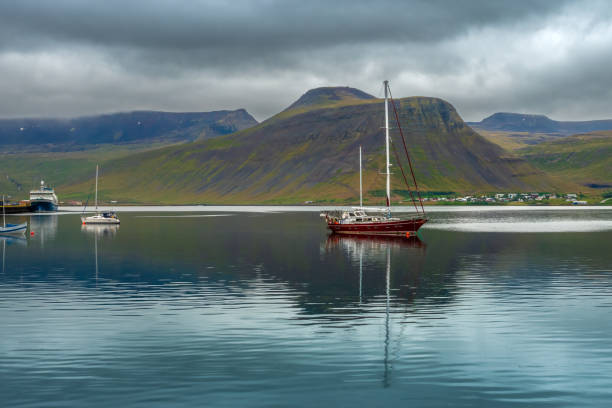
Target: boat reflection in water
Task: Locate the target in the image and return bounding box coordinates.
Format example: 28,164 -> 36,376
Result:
29,214 -> 58,245
323,233 -> 426,388
81,223 -> 119,237
1,235 -> 27,275
81,224 -> 119,284
324,233 -> 425,254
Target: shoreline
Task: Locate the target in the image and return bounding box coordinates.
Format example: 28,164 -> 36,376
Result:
51,204 -> 612,213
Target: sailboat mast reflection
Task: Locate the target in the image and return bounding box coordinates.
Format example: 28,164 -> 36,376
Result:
323,233 -> 426,387
1,235 -> 27,275
359,244 -> 363,304
383,244 -> 391,388
81,223 -> 119,285
95,230 -> 98,284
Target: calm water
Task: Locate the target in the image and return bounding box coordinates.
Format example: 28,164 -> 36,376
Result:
1,207 -> 612,407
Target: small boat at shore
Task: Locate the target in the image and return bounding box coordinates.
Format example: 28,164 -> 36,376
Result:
81,165 -> 120,225
321,80 -> 427,237
1,195 -> 27,235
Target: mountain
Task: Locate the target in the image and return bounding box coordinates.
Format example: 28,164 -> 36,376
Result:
0,109 -> 258,151
469,112 -> 612,135
517,131 -> 612,189
59,87 -> 573,204
286,87 -> 375,111
0,109 -> 258,198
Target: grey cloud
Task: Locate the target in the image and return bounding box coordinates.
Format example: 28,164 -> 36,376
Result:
0,0 -> 568,56
0,0 -> 610,121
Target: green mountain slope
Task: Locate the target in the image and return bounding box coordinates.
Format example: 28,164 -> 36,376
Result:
61,88 -> 574,204
0,142 -> 183,200
517,131 -> 612,189
0,109 -> 258,200
472,129 -> 563,151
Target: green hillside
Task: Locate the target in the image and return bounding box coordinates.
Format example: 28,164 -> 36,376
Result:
0,109 -> 258,200
473,129 -> 563,151
517,131 -> 612,189
59,87 -> 575,204
0,142 -> 179,200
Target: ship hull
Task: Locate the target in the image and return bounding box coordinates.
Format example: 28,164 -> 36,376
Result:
81,218 -> 120,225
30,200 -> 58,212
327,217 -> 427,237
0,204 -> 33,214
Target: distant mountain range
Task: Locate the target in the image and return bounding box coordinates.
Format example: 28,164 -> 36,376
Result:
468,112 -> 612,135
0,109 -> 257,150
3,89 -> 609,204
58,87 -> 572,204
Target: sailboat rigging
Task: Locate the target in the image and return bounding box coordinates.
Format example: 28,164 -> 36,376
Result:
321,80 -> 428,237
81,165 -> 120,225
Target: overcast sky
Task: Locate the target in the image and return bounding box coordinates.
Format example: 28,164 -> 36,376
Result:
1,0 -> 611,121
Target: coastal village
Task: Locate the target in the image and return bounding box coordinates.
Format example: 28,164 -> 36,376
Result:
420,192 -> 589,205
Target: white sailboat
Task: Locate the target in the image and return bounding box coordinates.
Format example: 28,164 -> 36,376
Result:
0,195 -> 27,234
81,165 -> 120,225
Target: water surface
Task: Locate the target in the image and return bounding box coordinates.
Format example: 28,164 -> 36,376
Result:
1,207 -> 611,407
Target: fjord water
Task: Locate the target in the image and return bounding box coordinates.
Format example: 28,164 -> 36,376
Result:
1,208 -> 611,407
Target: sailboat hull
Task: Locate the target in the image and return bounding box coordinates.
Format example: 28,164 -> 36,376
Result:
327,217 -> 427,237
81,216 -> 120,224
0,223 -> 27,234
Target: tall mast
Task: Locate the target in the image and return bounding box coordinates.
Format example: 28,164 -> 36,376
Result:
359,145 -> 363,208
95,164 -> 99,212
2,195 -> 5,228
384,80 -> 391,211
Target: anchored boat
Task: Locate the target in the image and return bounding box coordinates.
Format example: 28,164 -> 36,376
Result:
81,165 -> 120,225
322,80 -> 427,237
29,180 -> 58,212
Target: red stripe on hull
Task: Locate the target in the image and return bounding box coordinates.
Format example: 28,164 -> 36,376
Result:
327,218 -> 427,237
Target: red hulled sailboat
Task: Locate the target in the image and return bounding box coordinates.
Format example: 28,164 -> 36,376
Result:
322,80 -> 427,237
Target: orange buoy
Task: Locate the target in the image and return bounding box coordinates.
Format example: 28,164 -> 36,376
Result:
406,231 -> 411,238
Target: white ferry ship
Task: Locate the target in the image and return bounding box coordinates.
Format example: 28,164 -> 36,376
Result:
29,180 -> 58,212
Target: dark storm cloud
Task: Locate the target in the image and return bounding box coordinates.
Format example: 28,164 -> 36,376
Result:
0,0 -> 610,121
0,0 -> 564,49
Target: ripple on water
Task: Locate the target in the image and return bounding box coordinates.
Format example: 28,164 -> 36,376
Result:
1,210 -> 612,407
425,220 -> 612,232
